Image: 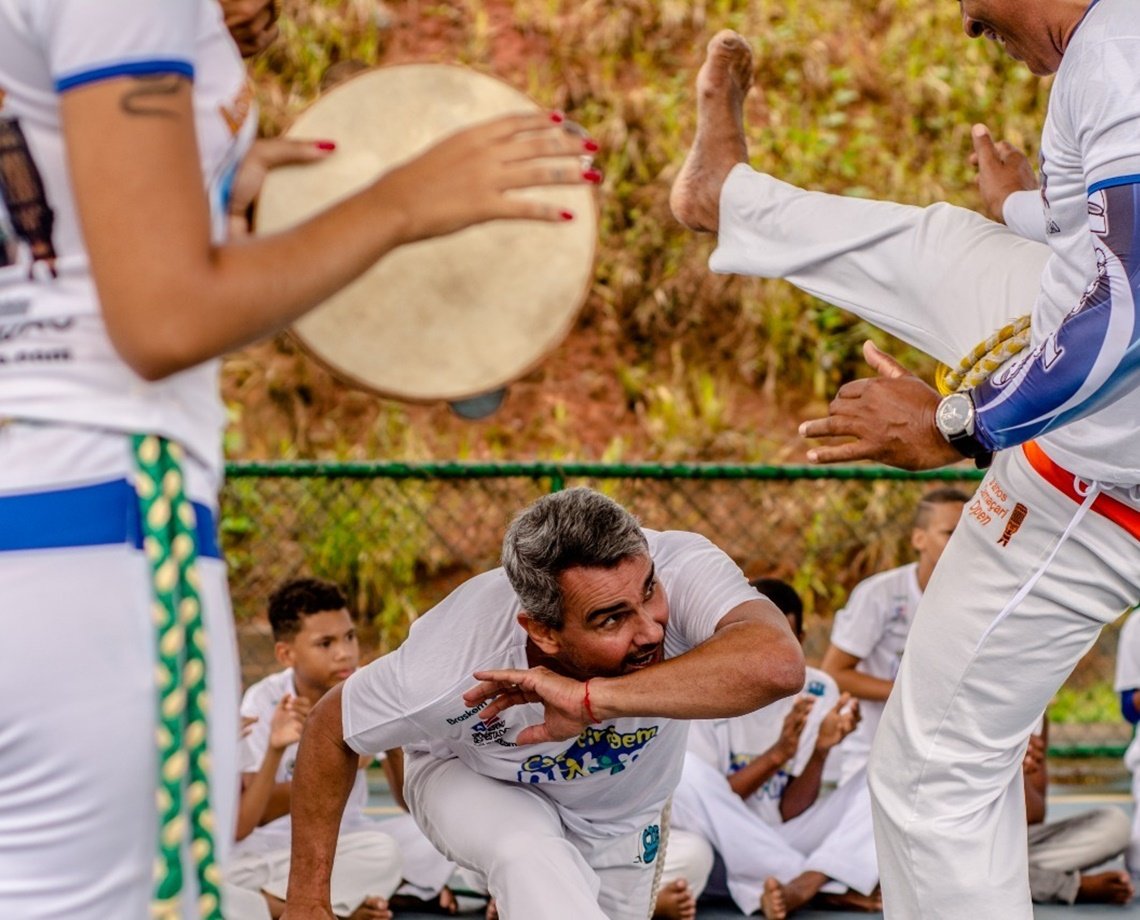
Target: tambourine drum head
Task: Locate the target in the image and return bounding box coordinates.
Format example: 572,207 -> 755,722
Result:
256,64 -> 597,402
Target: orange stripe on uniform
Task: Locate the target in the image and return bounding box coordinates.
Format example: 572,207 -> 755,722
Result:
1022,440 -> 1140,540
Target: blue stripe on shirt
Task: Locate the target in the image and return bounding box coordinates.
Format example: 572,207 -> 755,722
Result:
55,59 -> 194,93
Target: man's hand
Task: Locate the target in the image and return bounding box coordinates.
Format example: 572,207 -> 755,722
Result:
970,124 -> 1037,223
799,341 -> 962,470
815,693 -> 860,752
268,693 -> 309,751
463,667 -> 593,745
773,696 -> 814,761
222,0 -> 281,57
1023,732 -> 1046,777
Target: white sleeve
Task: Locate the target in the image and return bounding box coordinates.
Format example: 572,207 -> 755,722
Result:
1072,35 -> 1140,191
788,671 -> 839,777
341,647 -> 428,755
686,719 -> 730,773
1115,614 -> 1140,692
27,0 -> 199,92
1002,190 -> 1048,243
658,532 -> 764,652
237,683 -> 273,775
828,578 -> 890,660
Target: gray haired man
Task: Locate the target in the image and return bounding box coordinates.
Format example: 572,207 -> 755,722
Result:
281,487 -> 804,920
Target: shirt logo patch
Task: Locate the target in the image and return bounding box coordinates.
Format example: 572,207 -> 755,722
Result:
516,724 -> 659,783
638,823 -> 660,865
470,715 -> 508,746
997,503 -> 1029,547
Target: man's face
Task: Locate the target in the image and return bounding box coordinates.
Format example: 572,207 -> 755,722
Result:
548,553 -> 668,678
957,0 -> 1071,75
277,608 -> 360,696
912,501 -> 965,569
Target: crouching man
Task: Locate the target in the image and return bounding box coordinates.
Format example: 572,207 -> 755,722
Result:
281,487 -> 805,920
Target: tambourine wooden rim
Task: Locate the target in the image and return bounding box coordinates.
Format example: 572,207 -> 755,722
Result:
255,64 -> 597,404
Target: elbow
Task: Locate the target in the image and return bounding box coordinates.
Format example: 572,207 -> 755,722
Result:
108,322 -> 206,382
754,639 -> 805,707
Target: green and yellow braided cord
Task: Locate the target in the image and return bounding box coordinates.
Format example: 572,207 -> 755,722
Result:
934,315 -> 1032,395
133,435 -> 223,920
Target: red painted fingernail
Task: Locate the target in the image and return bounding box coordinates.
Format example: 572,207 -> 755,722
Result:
315,140 -> 336,151
550,111 -> 565,124
583,139 -> 600,153
582,169 -> 602,183
560,210 -> 575,221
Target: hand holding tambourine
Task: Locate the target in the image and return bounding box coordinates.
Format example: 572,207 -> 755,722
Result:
256,65 -> 599,417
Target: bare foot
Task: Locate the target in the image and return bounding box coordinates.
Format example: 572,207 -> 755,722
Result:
654,878 -> 697,920
761,878 -> 788,920
814,888 -> 884,912
1077,870 -> 1134,905
346,895 -> 393,920
670,29 -> 754,233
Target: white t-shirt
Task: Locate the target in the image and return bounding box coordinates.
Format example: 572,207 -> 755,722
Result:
686,666 -> 838,826
975,0 -> 1140,484
1113,613 -> 1140,774
827,563 -> 921,780
341,529 -> 763,842
0,0 -> 256,474
234,668 -> 371,858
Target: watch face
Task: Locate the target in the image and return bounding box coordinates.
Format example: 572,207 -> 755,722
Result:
937,394 -> 972,436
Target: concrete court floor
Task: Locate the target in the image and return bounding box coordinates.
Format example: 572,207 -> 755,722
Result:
367,790 -> 1140,918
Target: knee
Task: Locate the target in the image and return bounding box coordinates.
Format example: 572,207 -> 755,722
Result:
1091,807 -> 1133,854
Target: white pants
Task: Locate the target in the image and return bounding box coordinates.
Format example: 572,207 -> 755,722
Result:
657,829 -> 715,899
670,753 -> 877,914
1027,807 -> 1131,903
715,165 -> 1140,919
382,812 -> 458,901
1131,771 -> 1140,877
404,752 -> 662,920
224,830 -> 403,918
0,424 -> 239,920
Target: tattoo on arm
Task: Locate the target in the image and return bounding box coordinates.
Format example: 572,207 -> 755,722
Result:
119,75 -> 185,119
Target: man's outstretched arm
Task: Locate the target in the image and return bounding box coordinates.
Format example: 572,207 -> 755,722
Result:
281,685 -> 359,920
800,182 -> 1140,468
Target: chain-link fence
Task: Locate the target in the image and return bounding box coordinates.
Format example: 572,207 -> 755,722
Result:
222,461 -> 1133,759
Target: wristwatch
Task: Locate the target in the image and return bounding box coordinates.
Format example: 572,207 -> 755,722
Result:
935,392 -> 993,469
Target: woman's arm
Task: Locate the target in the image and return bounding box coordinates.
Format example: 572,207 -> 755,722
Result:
61,75 -> 594,380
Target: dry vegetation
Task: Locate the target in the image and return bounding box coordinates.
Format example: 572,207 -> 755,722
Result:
227,0 -> 1051,464
226,6 -> 1131,733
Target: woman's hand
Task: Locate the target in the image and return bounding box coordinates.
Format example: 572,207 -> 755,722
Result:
376,112 -> 602,247
228,137 -> 337,236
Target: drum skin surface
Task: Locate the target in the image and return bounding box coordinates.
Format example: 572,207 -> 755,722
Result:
257,64 -> 597,402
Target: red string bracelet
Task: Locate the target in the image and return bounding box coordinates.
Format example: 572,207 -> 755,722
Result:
583,679 -> 600,724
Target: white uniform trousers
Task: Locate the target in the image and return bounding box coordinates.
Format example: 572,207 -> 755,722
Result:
403,752 -> 662,920
714,165 -> 1140,919
224,830 -> 403,919
670,753 -> 878,914
1027,807 -> 1131,903
382,812 -> 457,901
1131,771 -> 1140,878
0,425 -> 240,920
657,829 -> 715,900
